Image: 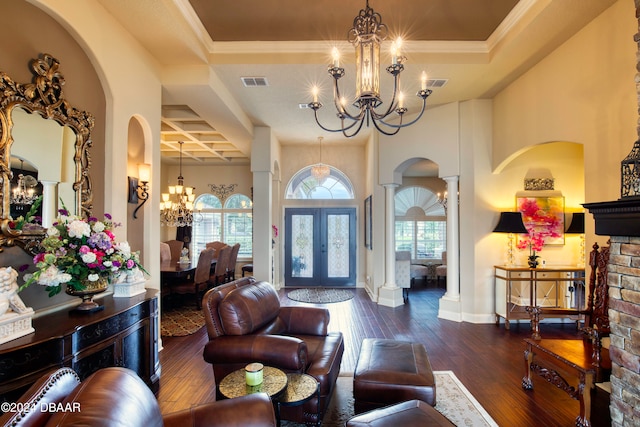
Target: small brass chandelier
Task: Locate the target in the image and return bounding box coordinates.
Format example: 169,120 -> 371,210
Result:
10,159 -> 39,206
308,0 -> 431,137
160,141 -> 201,227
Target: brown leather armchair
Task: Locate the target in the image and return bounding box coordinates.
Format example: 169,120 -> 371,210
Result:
202,277 -> 344,426
0,367 -> 276,427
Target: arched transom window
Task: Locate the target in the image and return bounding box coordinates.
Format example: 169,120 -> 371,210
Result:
395,186 -> 446,260
285,166 -> 354,200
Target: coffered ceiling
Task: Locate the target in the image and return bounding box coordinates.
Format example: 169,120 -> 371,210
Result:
96,0 -> 617,166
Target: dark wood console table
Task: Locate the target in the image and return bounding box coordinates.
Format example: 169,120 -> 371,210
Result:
0,290 -> 160,402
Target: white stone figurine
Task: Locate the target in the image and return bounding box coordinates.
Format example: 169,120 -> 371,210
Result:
0,266 -> 34,344
0,267 -> 30,316
114,266 -> 145,284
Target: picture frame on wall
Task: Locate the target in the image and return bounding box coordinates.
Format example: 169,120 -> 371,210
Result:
516,196 -> 565,246
364,195 -> 372,250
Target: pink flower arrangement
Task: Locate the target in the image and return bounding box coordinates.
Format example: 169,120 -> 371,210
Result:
516,197 -> 563,267
21,208 -> 147,297
517,232 -> 544,266
272,225 -> 279,238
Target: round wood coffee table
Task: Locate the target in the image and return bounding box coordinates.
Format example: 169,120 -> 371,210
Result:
218,366 -> 288,400
275,373 -> 319,426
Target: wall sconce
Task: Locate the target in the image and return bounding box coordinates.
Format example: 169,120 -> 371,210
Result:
128,163 -> 151,219
493,212 -> 528,266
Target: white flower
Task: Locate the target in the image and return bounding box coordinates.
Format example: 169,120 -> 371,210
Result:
67,220 -> 91,238
103,260 -> 112,268
37,266 -> 71,286
116,241 -> 132,258
81,252 -> 97,264
87,274 -> 99,282
47,227 -> 59,237
92,221 -> 105,233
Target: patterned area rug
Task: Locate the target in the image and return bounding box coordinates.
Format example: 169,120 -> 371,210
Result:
161,305 -> 205,337
287,288 -> 354,304
282,371 -> 498,427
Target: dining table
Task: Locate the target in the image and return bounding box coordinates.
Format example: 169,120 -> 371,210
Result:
160,257 -> 217,287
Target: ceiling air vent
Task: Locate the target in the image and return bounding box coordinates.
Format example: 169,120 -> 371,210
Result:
241,77 -> 269,87
427,79 -> 448,88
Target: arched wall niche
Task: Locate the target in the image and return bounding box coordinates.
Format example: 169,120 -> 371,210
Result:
126,116 -> 147,260
492,141 -> 585,266
0,1 -> 107,217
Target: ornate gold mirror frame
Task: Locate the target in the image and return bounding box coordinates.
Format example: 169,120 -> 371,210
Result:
0,53 -> 94,253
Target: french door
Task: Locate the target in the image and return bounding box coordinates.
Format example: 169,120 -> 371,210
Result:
284,208 -> 356,287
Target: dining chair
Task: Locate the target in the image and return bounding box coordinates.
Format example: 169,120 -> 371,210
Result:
160,242 -> 172,263
206,241 -> 229,258
226,243 -> 241,281
170,248 -> 214,309
165,239 -> 184,261
210,245 -> 232,287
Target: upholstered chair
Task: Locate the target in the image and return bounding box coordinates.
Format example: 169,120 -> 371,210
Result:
165,239 -> 184,261
210,245 -> 232,287
0,367 -> 276,427
395,251 -> 411,302
226,243 -> 241,281
435,251 -> 447,285
206,241 -> 229,258
160,242 -> 172,263
170,248 -> 215,309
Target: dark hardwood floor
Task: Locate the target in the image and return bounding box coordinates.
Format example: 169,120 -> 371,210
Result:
157,282 -> 611,426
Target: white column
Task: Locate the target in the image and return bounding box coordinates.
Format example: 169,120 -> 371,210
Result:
253,170 -> 272,283
378,183 -> 403,307
443,176 -> 460,300
41,181 -> 58,228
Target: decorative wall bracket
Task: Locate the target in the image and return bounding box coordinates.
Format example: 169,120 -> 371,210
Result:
208,183 -> 237,201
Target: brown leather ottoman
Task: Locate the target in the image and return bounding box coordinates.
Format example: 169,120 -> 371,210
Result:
346,400 -> 454,427
354,339 -> 436,413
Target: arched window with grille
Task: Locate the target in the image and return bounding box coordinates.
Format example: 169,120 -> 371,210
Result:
285,166 -> 355,199
192,193 -> 253,259
395,186 -> 446,260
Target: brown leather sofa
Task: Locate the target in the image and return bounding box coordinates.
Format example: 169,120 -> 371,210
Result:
202,277 -> 344,425
0,367 -> 277,427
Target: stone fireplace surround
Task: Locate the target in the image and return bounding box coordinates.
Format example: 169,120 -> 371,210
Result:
585,199 -> 640,426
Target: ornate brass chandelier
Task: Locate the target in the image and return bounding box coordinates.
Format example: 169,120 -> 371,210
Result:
160,141 -> 201,227
308,0 -> 431,137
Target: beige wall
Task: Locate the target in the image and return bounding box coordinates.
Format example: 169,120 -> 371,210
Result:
493,0 -> 635,207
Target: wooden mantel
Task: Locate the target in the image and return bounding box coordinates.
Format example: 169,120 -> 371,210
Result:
583,198 -> 640,237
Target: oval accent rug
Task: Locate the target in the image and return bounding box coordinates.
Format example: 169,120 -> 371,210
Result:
287,288 -> 354,304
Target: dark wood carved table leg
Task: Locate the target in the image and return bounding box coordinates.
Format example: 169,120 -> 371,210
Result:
526,305 -> 541,340
522,339 -> 594,427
